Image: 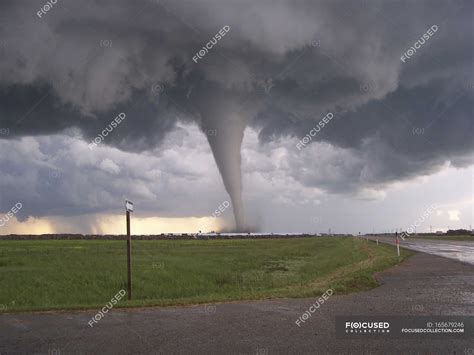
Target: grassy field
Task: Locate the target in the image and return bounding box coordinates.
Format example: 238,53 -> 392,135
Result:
0,237 -> 413,312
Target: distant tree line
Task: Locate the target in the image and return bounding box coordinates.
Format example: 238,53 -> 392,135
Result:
446,229 -> 472,236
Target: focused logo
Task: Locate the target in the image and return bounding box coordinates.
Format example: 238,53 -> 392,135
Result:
345,321 -> 390,334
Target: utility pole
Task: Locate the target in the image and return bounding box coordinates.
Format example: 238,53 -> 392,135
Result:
125,200 -> 134,300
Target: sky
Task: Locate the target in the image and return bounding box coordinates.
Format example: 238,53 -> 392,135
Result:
0,0 -> 472,234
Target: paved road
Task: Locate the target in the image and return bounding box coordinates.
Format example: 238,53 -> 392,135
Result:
369,235 -> 474,265
1,253 -> 473,354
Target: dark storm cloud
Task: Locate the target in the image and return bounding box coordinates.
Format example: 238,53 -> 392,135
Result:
0,84 -> 178,152
0,0 -> 473,222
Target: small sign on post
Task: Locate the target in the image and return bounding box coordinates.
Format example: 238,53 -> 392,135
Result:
125,200 -> 134,300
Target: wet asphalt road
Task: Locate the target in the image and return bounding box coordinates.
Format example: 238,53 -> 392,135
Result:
1,252 -> 473,354
369,236 -> 474,265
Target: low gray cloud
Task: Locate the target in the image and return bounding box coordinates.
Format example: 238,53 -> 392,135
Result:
0,125 -> 229,221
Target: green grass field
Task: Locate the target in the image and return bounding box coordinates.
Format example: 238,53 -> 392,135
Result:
0,237 -> 413,312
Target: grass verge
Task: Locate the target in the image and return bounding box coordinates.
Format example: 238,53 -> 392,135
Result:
0,237 -> 414,312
